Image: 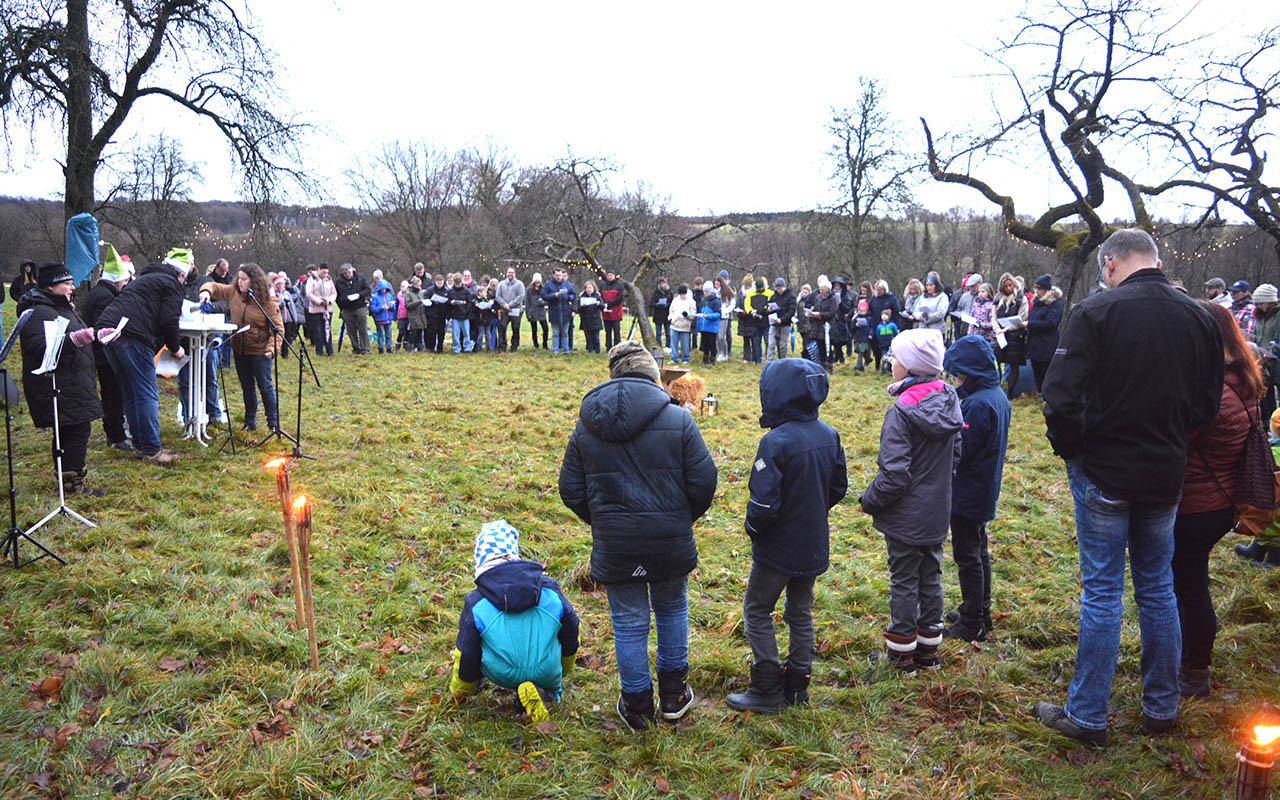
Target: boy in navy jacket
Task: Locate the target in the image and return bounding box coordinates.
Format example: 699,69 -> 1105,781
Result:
451,520 -> 580,721
725,359 -> 847,713
942,336 -> 1011,642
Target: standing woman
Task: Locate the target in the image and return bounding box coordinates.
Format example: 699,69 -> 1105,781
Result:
577,280 -> 604,353
10,258 -> 38,303
992,272 -> 1029,400
404,277 -> 428,352
1025,274 -> 1063,397
696,281 -> 722,366
526,272 -> 548,350
304,264 -> 337,356
1172,300 -> 1259,697
668,284 -> 696,364
900,279 -> 923,331
716,276 -> 735,363
424,274 -> 449,353
867,280 -> 900,371
199,263 -> 283,432
17,264 -> 104,496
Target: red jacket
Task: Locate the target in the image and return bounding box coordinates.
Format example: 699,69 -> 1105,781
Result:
1180,367 -> 1254,515
599,278 -> 626,322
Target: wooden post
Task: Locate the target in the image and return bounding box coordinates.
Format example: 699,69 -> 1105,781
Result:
269,458 -> 306,629
293,496 -> 320,670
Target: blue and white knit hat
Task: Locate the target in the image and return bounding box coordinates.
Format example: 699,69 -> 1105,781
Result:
474,519 -> 520,577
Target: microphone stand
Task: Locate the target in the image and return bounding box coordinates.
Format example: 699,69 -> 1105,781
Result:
245,289 -> 319,461
212,326 -> 249,456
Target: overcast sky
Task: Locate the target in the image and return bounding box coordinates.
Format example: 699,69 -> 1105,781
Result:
0,0 -> 1269,218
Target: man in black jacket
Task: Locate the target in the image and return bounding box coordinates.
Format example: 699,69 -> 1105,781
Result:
1035,229 -> 1223,747
649,277 -> 673,351
335,263 -> 371,355
765,278 -> 796,362
83,254 -> 133,449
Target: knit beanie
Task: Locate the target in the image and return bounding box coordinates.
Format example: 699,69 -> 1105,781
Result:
1253,283 -> 1278,304
892,328 -> 945,376
609,339 -> 661,383
702,281 -> 714,295
474,519 -> 520,577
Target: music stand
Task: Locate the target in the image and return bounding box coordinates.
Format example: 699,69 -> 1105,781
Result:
245,291 -> 320,462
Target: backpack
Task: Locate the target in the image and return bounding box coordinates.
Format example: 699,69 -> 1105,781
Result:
1197,382 -> 1280,535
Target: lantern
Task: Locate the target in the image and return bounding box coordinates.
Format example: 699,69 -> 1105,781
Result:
701,393 -> 719,417
1237,724 -> 1280,800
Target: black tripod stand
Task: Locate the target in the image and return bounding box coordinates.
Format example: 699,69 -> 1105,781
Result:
212,326 -> 248,456
245,290 -> 320,461
0,363 -> 66,568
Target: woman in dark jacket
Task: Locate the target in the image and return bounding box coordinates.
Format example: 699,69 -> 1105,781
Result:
1025,274 -> 1063,396
649,278 -> 673,350
992,272 -> 1029,399
828,277 -> 852,364
576,280 -> 604,353
10,259 -> 37,303
803,279 -> 838,369
18,264 -> 104,495
526,273 -> 548,350
558,345 -> 717,730
1172,301 -> 1259,697
867,280 -> 900,369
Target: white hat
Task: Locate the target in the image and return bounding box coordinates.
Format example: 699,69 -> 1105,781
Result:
1253,283 -> 1278,304
891,329 -> 945,376
702,281 -> 714,294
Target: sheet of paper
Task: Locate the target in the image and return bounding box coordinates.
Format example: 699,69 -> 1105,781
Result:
996,315 -> 1024,329
995,332 -> 1008,349
508,310 -> 522,318
98,316 -> 129,344
431,294 -> 448,304
579,296 -> 599,306
476,300 -> 493,310
154,347 -> 189,378
347,293 -> 360,302
32,317 -> 69,375
951,311 -> 978,326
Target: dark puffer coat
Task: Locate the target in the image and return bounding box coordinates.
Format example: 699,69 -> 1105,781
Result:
1026,287 -> 1063,363
944,336 -> 1012,522
93,263 -> 184,353
1180,367 -> 1253,516
559,377 -> 718,584
17,290 -> 103,428
745,359 -> 848,577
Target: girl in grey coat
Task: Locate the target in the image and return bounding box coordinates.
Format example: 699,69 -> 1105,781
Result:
859,329 -> 963,673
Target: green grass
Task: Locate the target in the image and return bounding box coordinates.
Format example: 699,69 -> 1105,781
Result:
0,344 -> 1276,800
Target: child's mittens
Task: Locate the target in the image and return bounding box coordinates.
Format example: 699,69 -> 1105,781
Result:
449,648 -> 478,700
561,655 -> 575,676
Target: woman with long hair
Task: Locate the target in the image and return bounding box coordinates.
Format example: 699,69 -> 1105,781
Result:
199,263 -> 283,432
992,272 -> 1029,399
1172,300 -> 1262,697
717,277 -> 735,362
526,272 -> 548,350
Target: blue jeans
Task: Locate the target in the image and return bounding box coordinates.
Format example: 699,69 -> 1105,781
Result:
106,339 -> 161,455
1064,462 -> 1181,730
177,346 -> 221,423
233,353 -> 278,429
748,331 -> 765,363
672,330 -> 691,363
374,321 -> 392,352
475,322 -> 494,351
606,577 -> 689,693
654,322 -> 670,348
551,321 -> 571,354
450,318 -> 472,353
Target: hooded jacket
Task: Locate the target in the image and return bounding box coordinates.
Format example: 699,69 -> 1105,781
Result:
404,286 -> 429,329
859,379 -> 964,545
559,377 -> 718,584
1043,269 -> 1223,504
805,290 -> 838,339
94,263 -> 184,353
669,293 -> 696,332
305,275 -> 337,314
696,294 -> 722,335
369,279 -> 396,324
1026,286 -> 1064,363
768,288 -> 797,327
17,289 -> 103,429
650,285 -> 673,324
745,359 -> 848,577
740,286 -> 772,335
599,277 -> 626,322
454,560 -> 580,692
944,336 -> 1012,522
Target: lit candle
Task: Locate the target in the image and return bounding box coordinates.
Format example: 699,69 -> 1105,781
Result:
266,458 -> 305,629
1237,724 -> 1280,800
292,495 -> 320,670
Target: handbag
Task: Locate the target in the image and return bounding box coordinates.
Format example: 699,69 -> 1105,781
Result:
1196,382 -> 1280,536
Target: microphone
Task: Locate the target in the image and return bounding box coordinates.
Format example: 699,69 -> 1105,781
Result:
245,288 -> 255,301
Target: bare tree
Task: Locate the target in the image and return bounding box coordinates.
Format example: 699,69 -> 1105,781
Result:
99,135 -> 201,262
921,1 -> 1185,301
348,141 -> 466,268
0,0 -> 309,221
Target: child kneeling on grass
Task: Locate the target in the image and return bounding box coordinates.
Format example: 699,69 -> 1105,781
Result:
859,329 -> 964,672
451,520 -> 580,721
726,358 -> 847,713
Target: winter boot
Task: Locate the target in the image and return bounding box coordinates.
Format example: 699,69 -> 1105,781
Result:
1261,546 -> 1280,568
781,663 -> 811,707
616,687 -> 655,732
914,629 -> 942,671
1235,539 -> 1267,562
517,681 -> 551,722
725,662 -> 784,714
62,470 -> 105,497
873,631 -> 917,674
1179,666 -> 1210,698
657,666 -> 695,721
942,616 -> 986,643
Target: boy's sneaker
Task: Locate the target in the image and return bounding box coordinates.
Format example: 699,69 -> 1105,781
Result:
1032,701 -> 1107,747
942,618 -> 987,643
617,688 -> 655,732
657,666 -> 695,721
517,681 -> 550,723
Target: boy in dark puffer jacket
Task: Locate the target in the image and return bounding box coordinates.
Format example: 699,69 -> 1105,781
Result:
451,520 -> 580,722
726,358 -> 847,713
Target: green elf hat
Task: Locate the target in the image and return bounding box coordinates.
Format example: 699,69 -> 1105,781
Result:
101,243 -> 131,283
164,247 -> 194,279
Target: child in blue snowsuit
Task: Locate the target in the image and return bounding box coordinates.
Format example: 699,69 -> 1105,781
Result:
451,520 -> 580,721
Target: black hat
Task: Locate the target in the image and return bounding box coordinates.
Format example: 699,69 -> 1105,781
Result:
37,263 -> 73,288
1034,274 -> 1053,291
833,276 -> 849,286
677,283 -> 688,294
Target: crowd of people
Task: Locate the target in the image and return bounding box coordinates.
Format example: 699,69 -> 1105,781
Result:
6,228 -> 1277,744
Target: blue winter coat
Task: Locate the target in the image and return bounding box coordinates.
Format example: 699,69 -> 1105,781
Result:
745,359 -> 848,577
559,377 -> 718,584
852,312 -> 873,344
943,335 -> 1012,522
869,291 -> 900,329
454,560 -> 579,696
696,295 -> 721,334
369,279 -> 396,324
541,278 -> 577,326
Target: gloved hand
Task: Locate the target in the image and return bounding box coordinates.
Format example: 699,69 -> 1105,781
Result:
200,301 -> 215,314
68,328 -> 95,347
561,655 -> 575,676
449,648 -> 478,700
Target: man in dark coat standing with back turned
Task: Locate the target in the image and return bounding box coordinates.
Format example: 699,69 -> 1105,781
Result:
1034,229 -> 1223,747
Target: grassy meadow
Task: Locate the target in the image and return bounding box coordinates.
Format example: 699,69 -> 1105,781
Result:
0,335 -> 1277,800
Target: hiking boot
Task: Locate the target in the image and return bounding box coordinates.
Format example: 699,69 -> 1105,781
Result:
942,617 -> 987,643
725,662 -> 784,714
781,663 -> 810,707
62,470 -> 105,497
946,608 -> 994,633
1142,712 -> 1178,736
1235,540 -> 1267,562
1179,666 -> 1210,698
109,439 -> 133,451
914,629 -> 942,671
140,449 -> 178,467
616,688 -> 655,732
517,681 -> 550,722
242,421 -> 258,432
657,666 -> 695,721
868,649 -> 916,674
1261,547 -> 1280,568
1033,701 -> 1107,747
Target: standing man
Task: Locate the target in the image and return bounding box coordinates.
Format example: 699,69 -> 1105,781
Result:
495,267 -> 526,352
952,274 -> 981,343
83,250 -> 134,449
335,263 -> 371,355
1203,277 -> 1232,308
1228,280 -> 1255,341
649,276 -> 673,351
305,263 -> 337,356
765,278 -> 796,362
541,268 -> 577,355
1251,283 -> 1280,423
599,269 -> 627,351
1035,229 -> 1223,746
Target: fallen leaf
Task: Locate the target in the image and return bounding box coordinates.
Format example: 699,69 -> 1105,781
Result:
533,721 -> 557,734
654,775 -> 671,793
158,657 -> 185,672
30,675 -> 63,701
43,722 -> 80,751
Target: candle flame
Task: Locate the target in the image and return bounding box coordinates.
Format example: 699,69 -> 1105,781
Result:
1256,726 -> 1280,746
292,495 -> 307,510
265,457 -> 287,470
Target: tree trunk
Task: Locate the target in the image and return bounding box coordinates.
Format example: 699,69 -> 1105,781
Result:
623,279 -> 658,352
64,0 -> 94,221
1054,246 -> 1094,310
